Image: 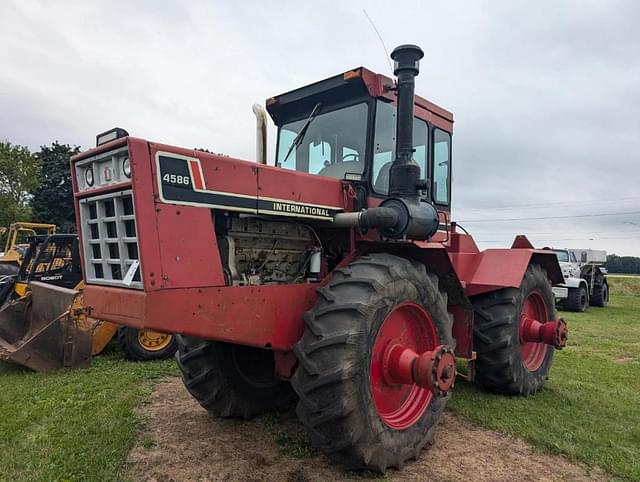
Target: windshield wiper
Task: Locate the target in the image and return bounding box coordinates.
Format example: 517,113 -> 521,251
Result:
281,102 -> 322,164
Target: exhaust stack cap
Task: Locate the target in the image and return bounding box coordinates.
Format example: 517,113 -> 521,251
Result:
391,44 -> 424,76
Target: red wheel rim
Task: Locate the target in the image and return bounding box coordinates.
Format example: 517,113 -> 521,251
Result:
370,302 -> 438,429
520,292 -> 549,371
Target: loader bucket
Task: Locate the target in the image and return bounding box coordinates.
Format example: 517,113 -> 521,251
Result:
0,281 -> 93,371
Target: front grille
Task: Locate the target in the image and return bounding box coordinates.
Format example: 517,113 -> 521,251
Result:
79,189 -> 142,289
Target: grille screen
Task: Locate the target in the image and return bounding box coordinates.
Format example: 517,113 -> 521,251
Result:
79,190 -> 142,289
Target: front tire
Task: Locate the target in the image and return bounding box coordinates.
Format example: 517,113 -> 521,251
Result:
472,264 -> 556,395
291,254 -> 454,472
176,337 -> 294,418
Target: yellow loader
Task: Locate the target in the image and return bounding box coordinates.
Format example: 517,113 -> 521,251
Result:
0,234 -> 176,371
0,222 -> 57,276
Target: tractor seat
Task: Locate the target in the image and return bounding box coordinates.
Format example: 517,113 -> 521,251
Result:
317,160 -> 363,179
374,162 -> 391,194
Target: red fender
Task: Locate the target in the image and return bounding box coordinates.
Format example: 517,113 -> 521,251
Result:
452,248 -> 564,297
448,233 -> 564,297
361,234 -> 563,358
362,241 -> 474,358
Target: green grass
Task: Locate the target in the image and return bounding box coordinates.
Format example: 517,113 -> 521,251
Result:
1,278 -> 638,481
260,412 -> 317,458
0,346 -> 177,482
608,275 -> 640,295
449,276 -> 640,481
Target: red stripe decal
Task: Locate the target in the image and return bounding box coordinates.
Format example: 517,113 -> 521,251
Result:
189,160 -> 205,189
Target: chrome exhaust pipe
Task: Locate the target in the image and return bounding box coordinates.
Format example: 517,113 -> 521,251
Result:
252,104 -> 268,165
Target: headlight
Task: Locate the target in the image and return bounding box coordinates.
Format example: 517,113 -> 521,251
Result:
122,157 -> 131,178
85,167 -> 94,187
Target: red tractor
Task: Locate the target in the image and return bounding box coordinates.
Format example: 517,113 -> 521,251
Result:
71,45 -> 567,471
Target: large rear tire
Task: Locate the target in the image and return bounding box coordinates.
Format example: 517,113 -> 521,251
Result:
118,327 -> 178,361
562,285 -> 588,312
291,253 -> 454,472
472,264 -> 555,395
176,337 -> 294,418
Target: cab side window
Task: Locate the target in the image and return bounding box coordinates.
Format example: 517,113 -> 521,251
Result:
433,128 -> 451,205
372,101 -> 427,195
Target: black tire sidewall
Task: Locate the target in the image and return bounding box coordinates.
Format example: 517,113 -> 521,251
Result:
592,283 -> 608,307
176,337 -> 294,417
579,286 -> 588,311
223,343 -> 285,396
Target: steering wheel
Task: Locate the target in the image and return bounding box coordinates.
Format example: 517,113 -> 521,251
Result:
342,153 -> 359,162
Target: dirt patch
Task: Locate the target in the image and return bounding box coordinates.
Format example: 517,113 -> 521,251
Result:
613,356 -> 635,364
127,378 -> 605,482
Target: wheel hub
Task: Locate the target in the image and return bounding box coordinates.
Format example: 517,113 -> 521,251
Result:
520,316 -> 568,349
383,343 -> 456,396
370,302 -> 455,430
519,291 -> 568,371
137,330 -> 173,351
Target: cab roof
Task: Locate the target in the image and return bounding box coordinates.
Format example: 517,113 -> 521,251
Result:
266,67 -> 453,133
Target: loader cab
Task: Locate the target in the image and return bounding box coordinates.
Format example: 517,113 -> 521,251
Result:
267,68 -> 453,209
17,235 -> 82,292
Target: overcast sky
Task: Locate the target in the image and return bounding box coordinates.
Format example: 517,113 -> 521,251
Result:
2,0 -> 639,255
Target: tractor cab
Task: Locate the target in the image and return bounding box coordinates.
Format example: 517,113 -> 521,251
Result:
266,67 -> 453,210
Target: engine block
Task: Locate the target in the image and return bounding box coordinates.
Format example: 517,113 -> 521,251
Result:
217,215 -> 318,286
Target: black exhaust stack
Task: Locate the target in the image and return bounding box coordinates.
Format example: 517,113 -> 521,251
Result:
333,44 -> 439,240
388,45 -> 424,198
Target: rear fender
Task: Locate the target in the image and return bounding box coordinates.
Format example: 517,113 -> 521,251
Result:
362,241 -> 474,358
459,249 -> 564,297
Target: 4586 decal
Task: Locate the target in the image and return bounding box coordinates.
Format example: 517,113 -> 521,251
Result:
156,152 -> 342,220
162,173 -> 191,186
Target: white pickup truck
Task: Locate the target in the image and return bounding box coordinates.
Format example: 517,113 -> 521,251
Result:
550,248 -> 609,312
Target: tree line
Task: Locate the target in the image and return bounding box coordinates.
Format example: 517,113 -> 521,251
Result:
0,141 -> 79,233
605,255 -> 640,274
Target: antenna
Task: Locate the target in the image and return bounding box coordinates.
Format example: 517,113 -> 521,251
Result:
363,9 -> 394,76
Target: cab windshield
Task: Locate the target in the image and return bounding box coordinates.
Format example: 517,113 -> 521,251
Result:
553,250 -> 570,262
276,102 -> 368,179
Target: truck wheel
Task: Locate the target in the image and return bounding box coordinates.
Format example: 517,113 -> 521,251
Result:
291,254 -> 454,472
176,337 -> 294,418
564,285 -> 588,312
472,264 -> 555,395
118,327 -> 178,361
590,283 -> 609,307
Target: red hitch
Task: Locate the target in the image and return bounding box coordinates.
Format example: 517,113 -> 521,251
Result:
383,343 -> 456,396
520,316 -> 568,349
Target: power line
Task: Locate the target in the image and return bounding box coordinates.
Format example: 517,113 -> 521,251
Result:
477,234 -> 640,243
457,196 -> 640,212
468,228 -> 640,236
459,211 -> 640,223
